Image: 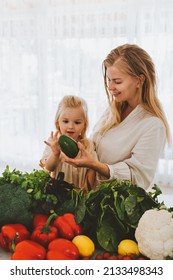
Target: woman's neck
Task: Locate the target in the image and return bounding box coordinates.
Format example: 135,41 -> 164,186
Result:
121,102 -> 138,121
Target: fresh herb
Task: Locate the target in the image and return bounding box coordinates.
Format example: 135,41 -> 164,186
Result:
0,165 -> 57,207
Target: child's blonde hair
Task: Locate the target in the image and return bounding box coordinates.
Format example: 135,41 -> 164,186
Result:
55,95 -> 90,147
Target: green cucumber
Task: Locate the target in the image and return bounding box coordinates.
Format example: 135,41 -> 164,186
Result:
58,134 -> 79,158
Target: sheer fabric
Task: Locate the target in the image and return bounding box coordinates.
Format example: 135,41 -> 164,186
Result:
0,0 -> 172,189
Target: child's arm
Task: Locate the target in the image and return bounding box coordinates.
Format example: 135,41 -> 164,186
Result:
44,152 -> 60,172
43,130 -> 61,172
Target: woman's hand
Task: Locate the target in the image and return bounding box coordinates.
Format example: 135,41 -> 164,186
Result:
44,130 -> 60,157
62,142 -> 95,168
62,142 -> 110,179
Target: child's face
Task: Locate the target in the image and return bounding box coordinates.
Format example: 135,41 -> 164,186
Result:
58,106 -> 86,141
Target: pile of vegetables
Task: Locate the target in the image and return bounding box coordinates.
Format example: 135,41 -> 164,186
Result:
0,165 -> 173,260
73,180 -> 165,252
0,166 -> 76,228
0,213 -> 92,260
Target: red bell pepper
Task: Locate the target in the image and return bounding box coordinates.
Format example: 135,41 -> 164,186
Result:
53,213 -> 82,240
32,213 -> 49,228
31,213 -> 58,247
11,240 -> 46,260
0,224 -> 30,252
46,238 -> 79,260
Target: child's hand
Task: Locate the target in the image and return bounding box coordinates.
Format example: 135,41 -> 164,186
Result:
44,130 -> 60,156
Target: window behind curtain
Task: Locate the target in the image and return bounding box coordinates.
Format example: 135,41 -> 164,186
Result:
0,0 -> 172,188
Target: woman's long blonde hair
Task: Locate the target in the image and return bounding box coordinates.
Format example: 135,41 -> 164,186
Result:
93,44 -> 170,143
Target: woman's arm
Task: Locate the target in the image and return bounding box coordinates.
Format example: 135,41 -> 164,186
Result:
63,117 -> 166,190
62,142 -> 110,179
106,120 -> 166,189
90,159 -> 110,178
85,169 -> 96,190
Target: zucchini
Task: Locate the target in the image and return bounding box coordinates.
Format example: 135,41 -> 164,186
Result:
58,134 -> 79,158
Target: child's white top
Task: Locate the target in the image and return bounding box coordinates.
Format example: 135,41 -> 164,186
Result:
41,138 -> 97,189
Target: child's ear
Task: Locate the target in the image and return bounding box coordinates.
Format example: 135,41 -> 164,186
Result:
78,133 -> 82,140
81,128 -> 86,137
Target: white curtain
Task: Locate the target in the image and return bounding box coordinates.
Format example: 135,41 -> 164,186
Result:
0,0 -> 173,189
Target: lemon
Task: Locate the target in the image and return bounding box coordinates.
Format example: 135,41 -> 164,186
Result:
72,235 -> 95,257
118,239 -> 139,256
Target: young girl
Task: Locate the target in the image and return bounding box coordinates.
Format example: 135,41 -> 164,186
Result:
40,95 -> 96,191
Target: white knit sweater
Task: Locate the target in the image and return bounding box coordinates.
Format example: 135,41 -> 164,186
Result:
94,105 -> 166,190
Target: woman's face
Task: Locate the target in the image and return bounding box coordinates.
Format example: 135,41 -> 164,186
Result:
106,65 -> 140,108
58,106 -> 86,141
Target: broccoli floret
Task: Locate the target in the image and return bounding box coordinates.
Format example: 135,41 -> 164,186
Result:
0,183 -> 34,229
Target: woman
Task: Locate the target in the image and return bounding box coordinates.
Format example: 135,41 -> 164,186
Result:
63,44 -> 171,190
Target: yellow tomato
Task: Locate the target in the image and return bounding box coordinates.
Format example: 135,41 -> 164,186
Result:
118,239 -> 139,256
72,235 -> 95,257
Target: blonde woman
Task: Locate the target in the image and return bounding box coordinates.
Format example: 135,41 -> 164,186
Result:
63,44 -> 171,190
40,95 -> 96,191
